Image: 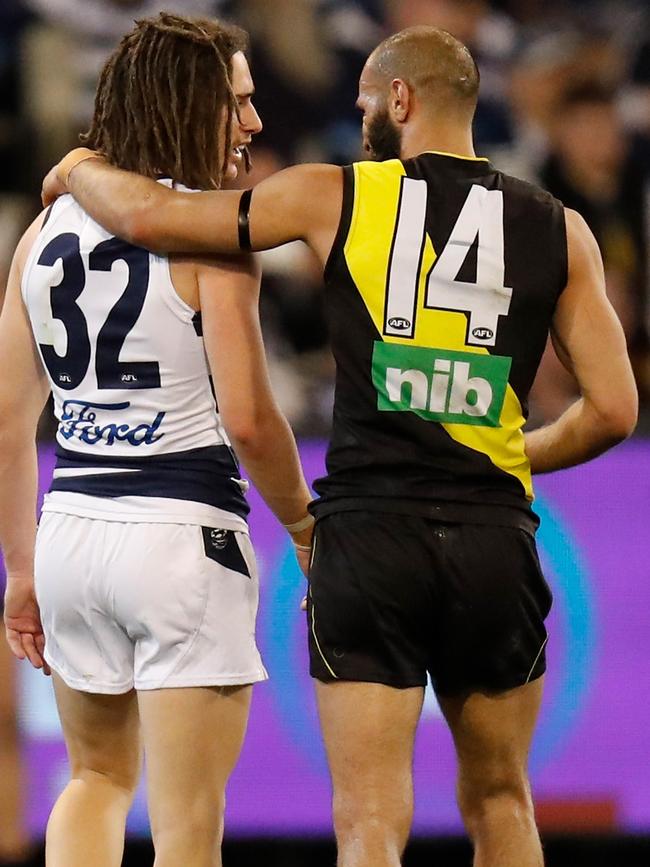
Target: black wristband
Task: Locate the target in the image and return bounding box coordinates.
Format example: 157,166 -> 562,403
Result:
237,188 -> 253,251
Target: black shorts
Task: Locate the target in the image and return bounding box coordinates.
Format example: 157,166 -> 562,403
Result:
307,511 -> 552,695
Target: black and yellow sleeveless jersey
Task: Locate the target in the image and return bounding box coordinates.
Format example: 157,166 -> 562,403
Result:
311,151 -> 567,532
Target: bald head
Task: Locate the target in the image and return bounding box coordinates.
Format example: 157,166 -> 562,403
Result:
368,26 -> 479,119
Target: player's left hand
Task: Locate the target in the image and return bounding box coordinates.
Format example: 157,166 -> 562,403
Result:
294,544 -> 311,578
295,546 -> 310,610
42,147 -> 103,207
41,164 -> 67,208
3,579 -> 50,675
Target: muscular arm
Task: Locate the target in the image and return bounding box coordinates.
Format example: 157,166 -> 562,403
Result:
0,218 -> 50,578
196,254 -> 313,546
525,209 -> 638,473
0,216 -> 51,668
52,153 -> 343,267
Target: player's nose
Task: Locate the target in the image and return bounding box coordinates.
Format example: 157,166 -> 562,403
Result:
244,102 -> 263,136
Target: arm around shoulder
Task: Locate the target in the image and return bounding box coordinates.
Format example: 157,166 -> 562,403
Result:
61,153 -> 342,261
63,155 -> 243,255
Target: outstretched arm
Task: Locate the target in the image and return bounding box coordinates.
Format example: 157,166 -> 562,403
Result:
525,209 -> 638,473
43,149 -> 343,265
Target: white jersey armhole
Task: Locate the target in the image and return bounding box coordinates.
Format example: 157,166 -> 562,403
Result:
151,178 -> 202,324
21,195 -> 77,306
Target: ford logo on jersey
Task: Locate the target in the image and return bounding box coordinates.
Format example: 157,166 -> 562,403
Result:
59,400 -> 165,446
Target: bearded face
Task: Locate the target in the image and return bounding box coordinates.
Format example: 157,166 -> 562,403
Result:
364,104 -> 403,162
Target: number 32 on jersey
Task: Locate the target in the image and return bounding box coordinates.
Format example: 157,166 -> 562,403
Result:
34,233 -> 159,391
383,181 -> 513,348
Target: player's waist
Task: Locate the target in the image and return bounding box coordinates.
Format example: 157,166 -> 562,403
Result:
309,494 -> 539,535
41,491 -> 249,531
50,443 -> 250,519
311,465 -> 538,532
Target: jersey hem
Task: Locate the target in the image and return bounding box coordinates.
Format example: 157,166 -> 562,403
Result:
41,492 -> 249,532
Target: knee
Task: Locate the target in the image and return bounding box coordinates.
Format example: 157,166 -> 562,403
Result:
458,769 -> 534,834
68,736 -> 141,798
74,765 -> 140,802
71,748 -> 141,799
332,791 -> 412,851
151,792 -> 225,845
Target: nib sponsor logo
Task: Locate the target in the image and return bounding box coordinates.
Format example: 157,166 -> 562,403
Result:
372,342 -> 511,427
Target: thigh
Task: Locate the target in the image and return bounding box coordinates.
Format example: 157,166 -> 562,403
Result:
307,512 -> 435,688
35,513 -> 135,693
437,677 -> 544,791
430,524 -> 552,695
52,673 -> 141,789
137,685 -> 252,823
315,681 -> 423,823
112,524 -> 267,690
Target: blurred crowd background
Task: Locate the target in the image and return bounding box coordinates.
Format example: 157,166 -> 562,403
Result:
1,5 -> 649,864
1,0 -> 649,437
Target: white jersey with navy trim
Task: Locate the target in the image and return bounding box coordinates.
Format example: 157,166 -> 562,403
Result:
22,188 -> 248,530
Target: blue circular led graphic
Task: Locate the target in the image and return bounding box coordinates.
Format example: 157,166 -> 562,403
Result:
262,542 -> 329,771
530,494 -> 597,772
261,493 -> 598,777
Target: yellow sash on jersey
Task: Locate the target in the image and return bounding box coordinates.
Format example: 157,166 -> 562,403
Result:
343,158 -> 533,501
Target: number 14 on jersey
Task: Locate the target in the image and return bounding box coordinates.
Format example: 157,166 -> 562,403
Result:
384,181 -> 513,348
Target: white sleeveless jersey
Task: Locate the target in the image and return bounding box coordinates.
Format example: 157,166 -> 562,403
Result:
22,191 -> 249,530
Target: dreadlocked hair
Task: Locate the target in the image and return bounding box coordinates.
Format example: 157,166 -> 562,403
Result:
81,13 -> 249,190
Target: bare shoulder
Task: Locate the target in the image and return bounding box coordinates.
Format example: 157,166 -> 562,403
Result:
171,251 -> 261,311
13,210 -> 49,274
1,209 -> 48,312
194,252 -> 261,309
253,163 -> 343,217
173,250 -> 259,272
553,206 -> 607,318
564,207 -> 602,270
250,163 -> 343,262
192,251 -> 261,284
293,162 -> 343,191
266,162 -> 343,191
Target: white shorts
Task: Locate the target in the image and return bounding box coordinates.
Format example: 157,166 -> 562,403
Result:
34,513 -> 268,693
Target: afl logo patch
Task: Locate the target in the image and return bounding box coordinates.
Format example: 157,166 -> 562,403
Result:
210,528 -> 229,550
388,317 -> 411,330
472,327 -> 494,340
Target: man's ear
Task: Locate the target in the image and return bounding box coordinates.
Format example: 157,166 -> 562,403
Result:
389,78 -> 412,123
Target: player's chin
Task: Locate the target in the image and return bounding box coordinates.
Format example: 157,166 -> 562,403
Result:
224,151 -> 243,181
